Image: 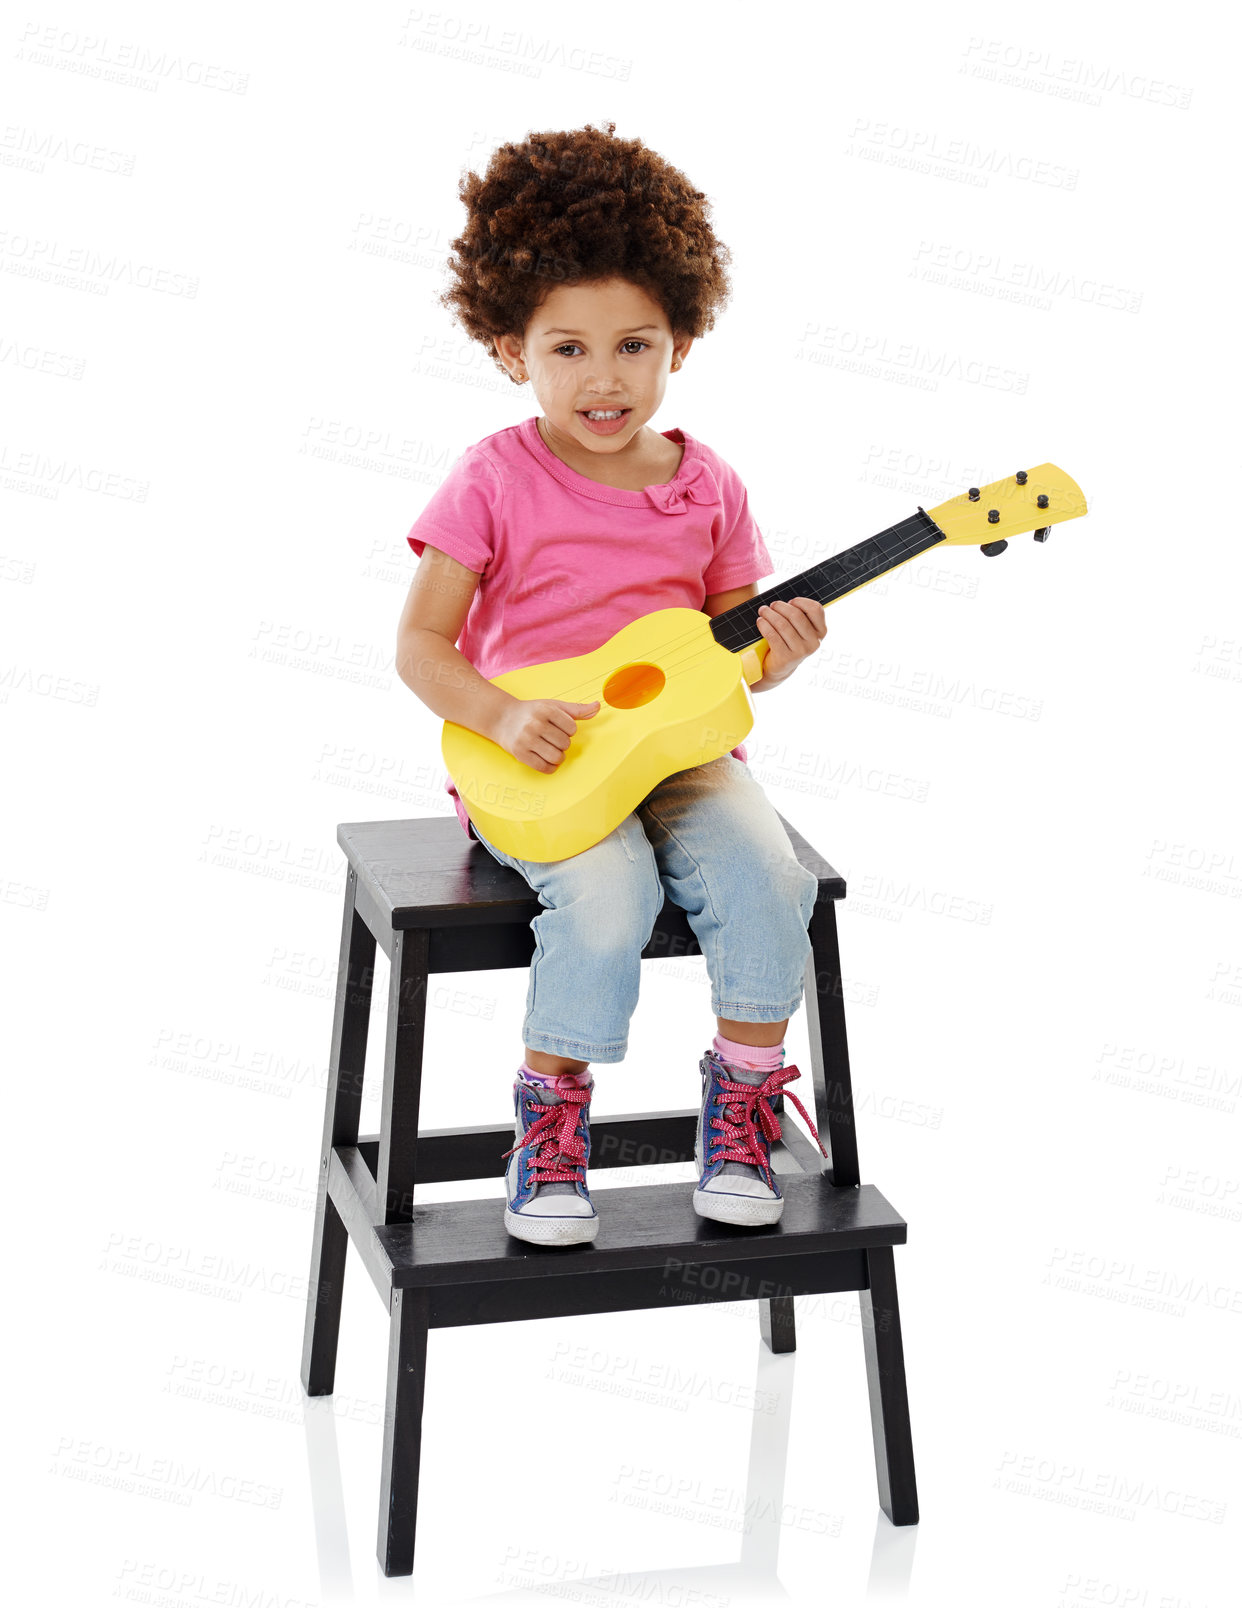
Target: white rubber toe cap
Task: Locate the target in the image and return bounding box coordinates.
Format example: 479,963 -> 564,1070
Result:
504,1205 -> 600,1245
513,1192 -> 595,1218
692,1187 -> 784,1226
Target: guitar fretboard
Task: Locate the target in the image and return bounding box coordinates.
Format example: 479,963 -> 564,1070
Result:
709,507 -> 946,655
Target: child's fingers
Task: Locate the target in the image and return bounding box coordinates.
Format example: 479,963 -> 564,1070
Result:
757,604 -> 794,650
792,597 -> 828,638
761,600 -> 819,647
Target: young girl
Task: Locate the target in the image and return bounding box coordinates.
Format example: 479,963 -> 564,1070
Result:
396,122 -> 830,1248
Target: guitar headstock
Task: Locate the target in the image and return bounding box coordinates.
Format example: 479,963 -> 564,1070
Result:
926,464 -> 1087,555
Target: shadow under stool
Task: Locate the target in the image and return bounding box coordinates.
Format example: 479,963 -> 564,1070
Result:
299,813 -> 919,1577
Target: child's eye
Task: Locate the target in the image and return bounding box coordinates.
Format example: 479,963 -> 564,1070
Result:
552,340 -> 650,358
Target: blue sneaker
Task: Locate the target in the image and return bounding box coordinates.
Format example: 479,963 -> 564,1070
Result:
693,1048 -> 829,1226
501,1072 -> 600,1246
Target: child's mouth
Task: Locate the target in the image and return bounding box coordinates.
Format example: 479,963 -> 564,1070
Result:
577,408 -> 631,436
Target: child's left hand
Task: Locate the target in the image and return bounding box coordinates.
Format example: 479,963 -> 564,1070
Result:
755,597 -> 827,684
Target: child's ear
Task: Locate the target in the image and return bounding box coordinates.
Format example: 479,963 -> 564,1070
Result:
673,334 -> 695,369
493,333 -> 524,376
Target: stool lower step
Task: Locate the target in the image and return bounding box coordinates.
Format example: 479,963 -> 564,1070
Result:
387,1245 -> 872,1328
370,1173 -> 906,1294
324,1140 -> 905,1329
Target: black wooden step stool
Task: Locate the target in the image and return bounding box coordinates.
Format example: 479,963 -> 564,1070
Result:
299,814 -> 918,1577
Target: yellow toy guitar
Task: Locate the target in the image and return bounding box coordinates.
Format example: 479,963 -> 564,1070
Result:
442,463 -> 1088,861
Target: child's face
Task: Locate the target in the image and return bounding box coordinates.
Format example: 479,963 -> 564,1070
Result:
494,276 -> 693,456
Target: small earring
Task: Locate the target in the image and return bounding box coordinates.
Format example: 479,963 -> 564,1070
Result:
516,371 -> 526,382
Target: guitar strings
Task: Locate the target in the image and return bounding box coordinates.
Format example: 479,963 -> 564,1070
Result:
545,513 -> 938,704
557,512 -> 937,695
535,510 -> 944,707
464,513 -> 941,797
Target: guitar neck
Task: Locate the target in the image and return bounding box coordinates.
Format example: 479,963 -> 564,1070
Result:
709,506 -> 946,655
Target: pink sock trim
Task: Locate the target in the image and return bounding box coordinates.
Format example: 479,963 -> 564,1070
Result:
518,1062 -> 592,1088
712,1033 -> 784,1072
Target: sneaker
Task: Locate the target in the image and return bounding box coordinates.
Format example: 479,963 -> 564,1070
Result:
693,1047 -> 829,1226
501,1071 -> 600,1246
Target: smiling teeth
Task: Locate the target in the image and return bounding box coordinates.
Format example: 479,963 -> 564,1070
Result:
585,409 -> 624,419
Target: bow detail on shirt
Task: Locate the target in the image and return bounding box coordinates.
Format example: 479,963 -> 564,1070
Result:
642,455 -> 713,515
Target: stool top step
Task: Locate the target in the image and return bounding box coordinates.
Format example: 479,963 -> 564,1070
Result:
338,814 -> 845,931
375,1178 -> 902,1290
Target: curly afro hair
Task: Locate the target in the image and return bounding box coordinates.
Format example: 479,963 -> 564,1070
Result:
438,121 -> 733,383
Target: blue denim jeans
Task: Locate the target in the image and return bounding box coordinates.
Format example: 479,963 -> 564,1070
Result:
471,753 -> 821,1063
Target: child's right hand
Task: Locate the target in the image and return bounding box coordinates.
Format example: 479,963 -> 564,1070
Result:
494,698 -> 600,773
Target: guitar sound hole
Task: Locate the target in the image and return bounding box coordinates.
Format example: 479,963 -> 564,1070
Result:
602,661 -> 666,709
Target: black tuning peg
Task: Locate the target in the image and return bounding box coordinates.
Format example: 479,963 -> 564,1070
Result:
981,539 -> 1008,556
1033,527 -> 1050,543
1016,470 -> 1028,484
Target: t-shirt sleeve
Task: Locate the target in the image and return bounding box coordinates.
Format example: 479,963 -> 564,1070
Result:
702,455 -> 775,594
405,448 -> 503,574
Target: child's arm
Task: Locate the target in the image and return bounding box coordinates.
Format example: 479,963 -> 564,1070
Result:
396,544 -> 516,740
397,544 -> 600,771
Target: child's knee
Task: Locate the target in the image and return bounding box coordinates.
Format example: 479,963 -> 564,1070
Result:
584,828 -> 664,935
579,876 -> 663,954
541,854 -> 662,957
776,854 -> 820,918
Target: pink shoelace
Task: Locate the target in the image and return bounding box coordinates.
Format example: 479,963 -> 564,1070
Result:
707,1060 -> 829,1188
502,1077 -> 591,1185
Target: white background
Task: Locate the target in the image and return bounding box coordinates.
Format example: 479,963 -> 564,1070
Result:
5,2 -> 1238,1603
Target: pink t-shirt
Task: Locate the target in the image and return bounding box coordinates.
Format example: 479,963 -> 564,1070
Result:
405,415 -> 775,842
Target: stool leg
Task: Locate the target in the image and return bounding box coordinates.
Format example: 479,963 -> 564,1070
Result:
301,869 -> 376,1397
377,928 -> 429,1225
860,1247 -> 918,1524
378,1287 -> 430,1577
804,900 -> 860,1187
759,1294 -> 797,1354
